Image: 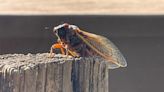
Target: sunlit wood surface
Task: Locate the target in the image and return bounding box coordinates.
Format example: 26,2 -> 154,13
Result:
0,0 -> 164,15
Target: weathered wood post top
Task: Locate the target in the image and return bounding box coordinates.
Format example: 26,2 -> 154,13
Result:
0,53 -> 109,92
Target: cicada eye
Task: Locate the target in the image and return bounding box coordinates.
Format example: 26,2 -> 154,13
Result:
53,30 -> 59,38
53,26 -> 58,34
68,25 -> 78,30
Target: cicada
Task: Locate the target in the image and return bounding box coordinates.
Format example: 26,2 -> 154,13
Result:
49,23 -> 127,69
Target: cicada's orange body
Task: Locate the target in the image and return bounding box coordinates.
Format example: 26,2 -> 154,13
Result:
49,23 -> 127,69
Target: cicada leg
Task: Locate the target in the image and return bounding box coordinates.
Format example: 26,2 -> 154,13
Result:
68,50 -> 80,58
49,43 -> 65,58
65,44 -> 79,57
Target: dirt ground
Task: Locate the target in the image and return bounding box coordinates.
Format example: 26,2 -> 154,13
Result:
0,0 -> 164,15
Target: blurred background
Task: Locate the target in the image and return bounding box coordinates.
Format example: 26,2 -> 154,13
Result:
0,15 -> 163,92
0,0 -> 164,92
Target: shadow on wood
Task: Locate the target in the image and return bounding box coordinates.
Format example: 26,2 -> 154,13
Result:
0,53 -> 108,92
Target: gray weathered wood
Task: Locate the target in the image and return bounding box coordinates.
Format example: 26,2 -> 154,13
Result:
0,53 -> 108,92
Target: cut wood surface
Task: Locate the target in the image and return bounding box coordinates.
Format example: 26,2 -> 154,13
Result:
0,53 -> 109,92
0,0 -> 164,15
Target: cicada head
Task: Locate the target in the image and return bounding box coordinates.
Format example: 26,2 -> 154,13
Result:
53,23 -> 79,42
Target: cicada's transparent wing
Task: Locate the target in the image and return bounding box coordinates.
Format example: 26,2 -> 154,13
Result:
89,35 -> 127,69
76,29 -> 127,69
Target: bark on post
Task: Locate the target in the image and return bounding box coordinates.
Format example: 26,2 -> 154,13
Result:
0,53 -> 109,92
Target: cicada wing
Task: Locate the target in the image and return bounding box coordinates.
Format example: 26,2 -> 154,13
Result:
77,30 -> 127,69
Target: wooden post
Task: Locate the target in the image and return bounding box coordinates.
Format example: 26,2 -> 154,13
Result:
0,53 -> 108,92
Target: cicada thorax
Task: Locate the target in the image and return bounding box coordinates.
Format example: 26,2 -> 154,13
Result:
64,32 -> 85,56
64,30 -> 98,57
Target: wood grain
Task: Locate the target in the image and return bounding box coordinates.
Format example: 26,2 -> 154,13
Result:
0,0 -> 164,15
0,53 -> 109,92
